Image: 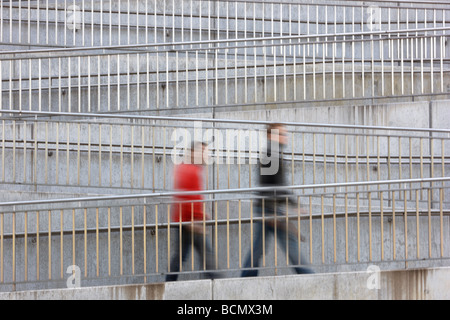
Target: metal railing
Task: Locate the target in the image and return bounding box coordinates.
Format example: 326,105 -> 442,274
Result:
0,177 -> 448,291
0,0 -> 449,292
1,27 -> 449,114
0,110 -> 448,200
1,0 -> 449,48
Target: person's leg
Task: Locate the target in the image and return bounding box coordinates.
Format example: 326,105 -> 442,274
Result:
192,231 -> 219,279
276,222 -> 314,274
241,221 -> 263,277
241,213 -> 274,278
165,226 -> 191,281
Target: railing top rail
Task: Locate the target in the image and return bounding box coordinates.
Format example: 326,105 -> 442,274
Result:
1,26 -> 448,60
5,0 -> 450,11
3,110 -> 450,135
3,115 -> 449,141
0,177 -> 448,208
233,0 -> 450,6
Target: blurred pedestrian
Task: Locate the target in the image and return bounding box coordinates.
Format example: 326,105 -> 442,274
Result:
165,141 -> 218,281
241,123 -> 314,277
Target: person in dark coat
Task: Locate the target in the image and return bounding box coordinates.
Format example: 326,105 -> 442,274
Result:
241,123 -> 314,277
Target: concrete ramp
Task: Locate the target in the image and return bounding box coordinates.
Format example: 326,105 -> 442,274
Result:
1,267 -> 449,300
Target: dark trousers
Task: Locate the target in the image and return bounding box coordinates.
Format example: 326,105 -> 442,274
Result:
165,226 -> 217,281
241,207 -> 314,277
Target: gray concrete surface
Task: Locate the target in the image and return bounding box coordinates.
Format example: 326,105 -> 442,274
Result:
0,267 -> 449,300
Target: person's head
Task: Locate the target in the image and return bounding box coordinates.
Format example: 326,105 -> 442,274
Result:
188,141 -> 208,165
266,122 -> 288,146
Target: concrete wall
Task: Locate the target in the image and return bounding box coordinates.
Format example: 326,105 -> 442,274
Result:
2,1 -> 450,114
0,99 -> 449,197
0,206 -> 448,292
1,267 -> 449,300
0,99 -> 449,292
3,1 -> 450,47
2,53 -> 449,114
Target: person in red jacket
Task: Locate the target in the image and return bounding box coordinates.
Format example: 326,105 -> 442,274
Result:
165,141 -> 218,281
171,150 -> 207,226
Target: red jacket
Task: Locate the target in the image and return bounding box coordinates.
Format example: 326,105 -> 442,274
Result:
171,163 -> 205,222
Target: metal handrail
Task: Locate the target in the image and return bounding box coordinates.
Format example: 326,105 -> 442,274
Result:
0,177 -> 448,208
4,110 -> 450,134
1,26 -> 449,59
0,27 -> 450,60
3,0 -> 450,9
